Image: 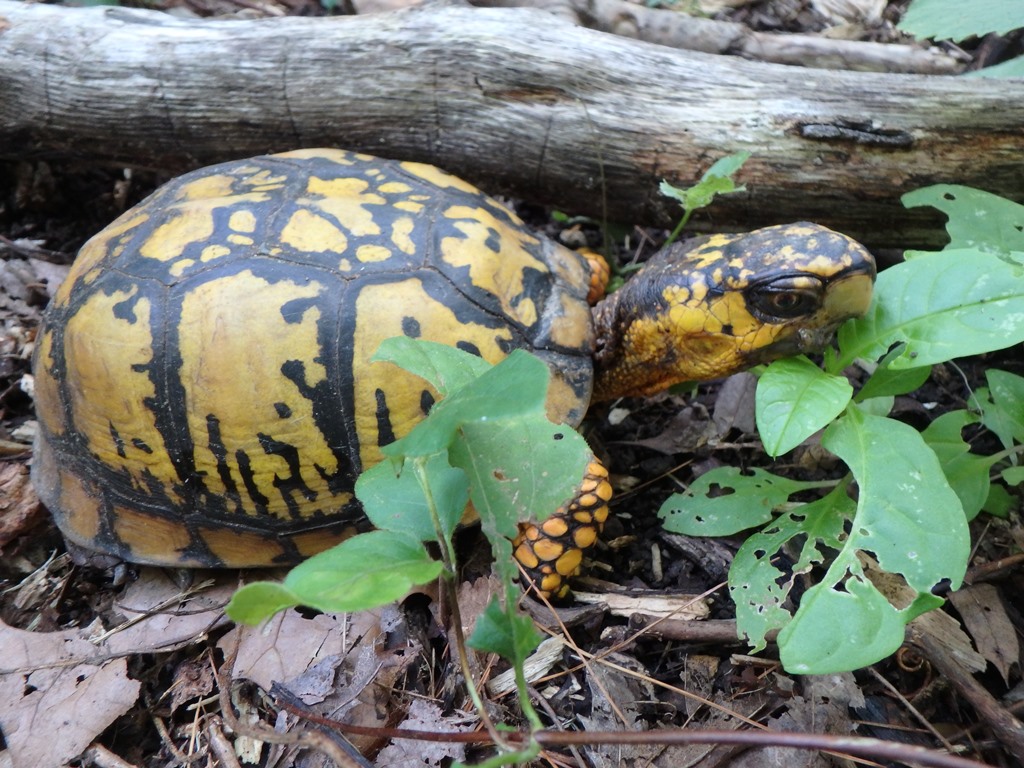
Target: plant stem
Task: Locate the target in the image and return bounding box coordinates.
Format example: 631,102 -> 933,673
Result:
411,458 -> 510,752
663,207 -> 692,248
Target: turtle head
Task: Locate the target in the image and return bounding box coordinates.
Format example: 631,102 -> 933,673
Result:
591,222 -> 875,401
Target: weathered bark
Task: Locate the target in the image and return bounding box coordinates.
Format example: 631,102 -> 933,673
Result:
0,0 -> 1022,247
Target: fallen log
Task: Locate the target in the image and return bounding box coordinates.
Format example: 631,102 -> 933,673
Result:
1,0 -> 1021,247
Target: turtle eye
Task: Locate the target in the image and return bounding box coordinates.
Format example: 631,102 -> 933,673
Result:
746,276 -> 824,320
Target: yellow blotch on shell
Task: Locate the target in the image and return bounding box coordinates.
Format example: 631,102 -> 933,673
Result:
178,271 -> 337,521
391,216 -> 417,255
239,169 -> 289,191
356,244 -> 391,263
169,259 -> 196,278
440,205 -> 546,328
280,208 -> 349,254
229,209 -> 258,233
379,181 -> 413,194
274,148 -> 370,166
53,211 -> 149,307
201,245 -> 231,262
137,192 -> 271,263
32,330 -> 64,438
351,278 -> 514,470
305,177 -> 385,237
63,289 -> 176,497
399,161 -> 483,195
176,173 -> 238,202
394,200 -> 425,214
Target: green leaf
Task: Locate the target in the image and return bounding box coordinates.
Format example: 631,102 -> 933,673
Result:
779,573 -> 943,675
967,56 -> 1024,79
371,337 -> 492,397
660,151 -> 750,213
985,484 -> 1014,518
856,362 -> 932,402
356,453 -> 468,542
981,369 -> 1024,449
730,485 -> 854,652
922,410 -> 996,521
701,151 -> 752,181
822,408 -> 968,593
449,413 -> 591,542
756,356 -> 854,456
467,597 -> 543,665
899,0 -> 1024,41
280,531 -> 442,613
902,186 -> 1024,254
659,467 -> 823,537
836,249 -> 1024,370
384,349 -> 550,459
226,582 -> 305,625
1003,466 -> 1024,486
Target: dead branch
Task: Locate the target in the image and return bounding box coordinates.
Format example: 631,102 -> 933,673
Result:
0,1 -> 1022,247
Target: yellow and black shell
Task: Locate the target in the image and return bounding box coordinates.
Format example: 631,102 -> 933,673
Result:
32,148 -> 596,568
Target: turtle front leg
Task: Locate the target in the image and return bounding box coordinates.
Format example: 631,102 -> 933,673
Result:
512,459 -> 612,600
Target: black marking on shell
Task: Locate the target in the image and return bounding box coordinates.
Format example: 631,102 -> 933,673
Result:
206,414 -> 243,512
402,316 -> 421,337
456,340 -> 482,357
109,422 -> 127,459
235,448 -> 270,513
257,432 -> 318,518
420,390 -> 435,416
130,438 -> 153,454
375,388 -> 396,447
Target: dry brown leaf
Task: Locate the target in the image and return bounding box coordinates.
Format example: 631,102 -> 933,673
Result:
712,372 -> 758,436
100,570 -> 233,653
0,571 -> 237,767
169,657 -> 215,714
454,573 -> 501,639
0,619 -> 141,768
219,608 -> 376,691
373,699 -> 474,768
0,462 -> 44,547
578,652 -> 660,765
948,584 -> 1019,685
629,405 -> 717,455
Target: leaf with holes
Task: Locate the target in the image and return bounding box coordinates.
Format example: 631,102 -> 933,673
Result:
659,467 -> 823,537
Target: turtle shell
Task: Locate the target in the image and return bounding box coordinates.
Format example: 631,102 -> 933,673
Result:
32,149 -> 594,568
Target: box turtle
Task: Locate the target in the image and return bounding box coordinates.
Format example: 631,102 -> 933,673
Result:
32,148 -> 876,597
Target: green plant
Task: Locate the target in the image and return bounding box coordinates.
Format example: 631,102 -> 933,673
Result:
899,0 -> 1024,78
228,340 -> 591,766
660,185 -> 1024,674
659,151 -> 750,246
